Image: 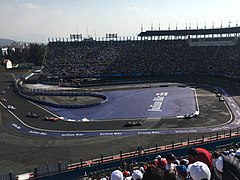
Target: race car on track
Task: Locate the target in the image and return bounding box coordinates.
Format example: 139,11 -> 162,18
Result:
0,91 -> 6,94
44,116 -> 60,122
184,113 -> 197,119
26,112 -> 40,118
219,97 -> 225,102
0,98 -> 7,102
7,105 -> 16,110
124,121 -> 142,127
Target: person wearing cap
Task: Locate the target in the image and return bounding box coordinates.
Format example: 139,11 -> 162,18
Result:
111,170 -> 123,180
176,165 -> 188,180
155,155 -> 167,170
132,169 -> 143,180
188,148 -> 213,170
188,161 -> 211,180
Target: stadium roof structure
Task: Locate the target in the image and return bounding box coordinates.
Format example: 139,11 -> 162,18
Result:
138,26 -> 240,37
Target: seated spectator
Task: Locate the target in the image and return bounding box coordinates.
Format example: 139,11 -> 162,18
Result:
176,165 -> 188,180
214,156 -> 223,180
165,153 -> 176,171
143,165 -> 165,180
155,155 -> 167,170
122,170 -> 130,178
188,148 -> 213,170
179,158 -> 189,167
188,161 -> 211,180
111,170 -> 123,180
235,148 -> 240,159
132,169 -> 143,180
211,151 -> 220,168
164,169 -> 177,180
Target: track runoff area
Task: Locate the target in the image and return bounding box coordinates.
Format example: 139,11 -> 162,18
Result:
2,79 -> 240,138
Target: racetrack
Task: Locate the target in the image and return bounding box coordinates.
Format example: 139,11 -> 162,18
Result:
0,72 -> 240,174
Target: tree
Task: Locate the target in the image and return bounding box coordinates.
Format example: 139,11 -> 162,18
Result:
0,47 -> 3,61
29,43 -> 45,66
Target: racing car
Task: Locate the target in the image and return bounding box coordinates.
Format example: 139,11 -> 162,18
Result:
184,113 -> 197,119
26,112 -> 40,118
124,121 -> 142,127
7,105 -> 16,110
0,91 -> 6,94
219,96 -> 225,102
44,116 -> 60,122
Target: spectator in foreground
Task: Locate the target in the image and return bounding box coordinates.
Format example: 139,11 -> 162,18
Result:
176,165 -> 188,180
165,153 -> 176,171
188,161 -> 211,180
188,148 -> 213,170
111,170 -> 123,180
132,169 -> 143,180
143,165 -> 165,180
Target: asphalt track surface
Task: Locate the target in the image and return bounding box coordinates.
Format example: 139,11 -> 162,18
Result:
0,71 -> 240,175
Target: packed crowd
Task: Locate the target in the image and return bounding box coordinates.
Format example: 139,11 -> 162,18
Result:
86,142 -> 240,180
42,39 -> 240,81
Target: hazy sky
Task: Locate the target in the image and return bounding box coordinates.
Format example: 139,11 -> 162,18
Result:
0,0 -> 239,42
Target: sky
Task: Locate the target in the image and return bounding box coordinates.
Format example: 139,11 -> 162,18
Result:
0,0 -> 239,43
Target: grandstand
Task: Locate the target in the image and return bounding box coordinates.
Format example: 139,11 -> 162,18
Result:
40,26 -> 240,87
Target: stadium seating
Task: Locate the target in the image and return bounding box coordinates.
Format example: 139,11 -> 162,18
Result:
42,40 -> 240,83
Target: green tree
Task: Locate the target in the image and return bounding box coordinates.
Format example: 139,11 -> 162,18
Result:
29,43 -> 45,66
0,47 -> 3,61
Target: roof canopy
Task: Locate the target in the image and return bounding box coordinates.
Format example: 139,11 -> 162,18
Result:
138,27 -> 240,37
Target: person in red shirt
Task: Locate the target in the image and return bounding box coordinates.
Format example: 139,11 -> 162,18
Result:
188,147 -> 213,170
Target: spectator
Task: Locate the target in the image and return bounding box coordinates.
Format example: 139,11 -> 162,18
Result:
132,169 -> 143,180
111,170 -> 123,180
188,161 -> 211,180
235,149 -> 240,159
211,151 -> 220,168
143,165 -> 165,180
176,165 -> 188,180
155,155 -> 167,170
188,148 -> 213,170
214,156 -> 223,180
165,153 -> 176,171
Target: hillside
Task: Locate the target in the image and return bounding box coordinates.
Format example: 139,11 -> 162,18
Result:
0,38 -> 15,46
